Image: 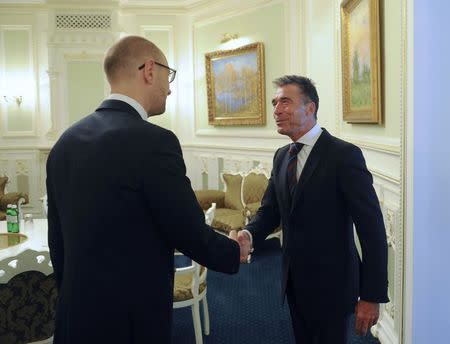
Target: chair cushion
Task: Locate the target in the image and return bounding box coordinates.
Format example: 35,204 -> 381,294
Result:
173,268 -> 207,302
242,172 -> 268,204
194,190 -> 225,210
212,208 -> 246,233
223,174 -> 243,210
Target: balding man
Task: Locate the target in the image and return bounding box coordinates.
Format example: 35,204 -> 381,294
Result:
46,36 -> 241,344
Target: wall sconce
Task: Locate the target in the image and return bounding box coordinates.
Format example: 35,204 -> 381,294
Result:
220,33 -> 239,44
2,95 -> 23,107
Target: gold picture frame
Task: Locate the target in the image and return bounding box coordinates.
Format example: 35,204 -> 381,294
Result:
341,0 -> 382,123
205,42 -> 266,126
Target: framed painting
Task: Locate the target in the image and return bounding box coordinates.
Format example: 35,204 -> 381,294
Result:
341,0 -> 382,123
205,42 -> 266,126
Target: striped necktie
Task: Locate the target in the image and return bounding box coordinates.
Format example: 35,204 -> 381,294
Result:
287,142 -> 304,196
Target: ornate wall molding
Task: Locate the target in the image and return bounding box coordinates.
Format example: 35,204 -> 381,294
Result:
342,136 -> 401,156
48,31 -> 116,47
45,69 -> 60,140
191,0 -> 277,26
0,24 -> 37,138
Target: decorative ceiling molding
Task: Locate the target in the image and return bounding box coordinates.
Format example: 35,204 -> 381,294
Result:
0,0 -> 210,9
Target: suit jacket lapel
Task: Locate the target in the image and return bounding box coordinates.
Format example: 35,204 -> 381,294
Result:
290,129 -> 331,214
276,145 -> 291,211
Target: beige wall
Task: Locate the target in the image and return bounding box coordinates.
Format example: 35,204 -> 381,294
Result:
67,61 -> 105,125
194,3 -> 285,135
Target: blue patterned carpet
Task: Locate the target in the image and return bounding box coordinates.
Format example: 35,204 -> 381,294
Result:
172,239 -> 380,344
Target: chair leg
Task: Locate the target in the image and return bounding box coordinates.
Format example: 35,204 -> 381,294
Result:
202,297 -> 210,335
191,302 -> 203,344
279,231 -> 283,247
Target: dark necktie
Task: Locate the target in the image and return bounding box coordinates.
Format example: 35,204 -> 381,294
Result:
287,142 -> 304,196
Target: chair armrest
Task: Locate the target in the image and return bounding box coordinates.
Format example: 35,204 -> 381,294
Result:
243,201 -> 261,224
0,192 -> 29,210
194,190 -> 225,210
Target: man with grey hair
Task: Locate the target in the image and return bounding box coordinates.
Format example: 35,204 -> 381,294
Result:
238,75 -> 389,343
47,36 -> 242,343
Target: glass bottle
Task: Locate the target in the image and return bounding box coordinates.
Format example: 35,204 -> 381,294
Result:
8,205 -> 20,233
6,204 -> 13,233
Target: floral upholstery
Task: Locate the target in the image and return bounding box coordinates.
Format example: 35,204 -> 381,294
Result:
242,173 -> 268,205
173,266 -> 207,302
0,271 -> 57,344
194,190 -> 225,210
222,174 -> 243,210
211,208 -> 246,234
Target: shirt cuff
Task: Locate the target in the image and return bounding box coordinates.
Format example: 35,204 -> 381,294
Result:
241,229 -> 253,248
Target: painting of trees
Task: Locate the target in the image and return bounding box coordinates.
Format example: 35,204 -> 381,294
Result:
341,0 -> 381,123
205,42 -> 265,125
351,49 -> 372,108
212,52 -> 259,117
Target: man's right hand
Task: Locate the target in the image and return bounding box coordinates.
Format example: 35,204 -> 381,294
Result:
229,230 -> 251,263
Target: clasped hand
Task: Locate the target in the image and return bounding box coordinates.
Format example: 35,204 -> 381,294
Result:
228,230 -> 252,263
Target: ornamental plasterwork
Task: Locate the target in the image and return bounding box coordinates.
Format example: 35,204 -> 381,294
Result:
15,160 -> 30,176
0,160 -> 8,176
246,163 -> 270,178
385,297 -> 395,319
223,157 -> 253,174
48,32 -> 116,47
195,153 -> 217,174
383,207 -> 397,250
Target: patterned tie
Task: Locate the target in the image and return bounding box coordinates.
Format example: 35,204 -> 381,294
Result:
287,142 -> 304,196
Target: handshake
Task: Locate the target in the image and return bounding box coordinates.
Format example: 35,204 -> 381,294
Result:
229,230 -> 252,263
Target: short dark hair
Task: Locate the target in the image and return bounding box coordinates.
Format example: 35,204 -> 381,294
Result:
273,75 -> 319,118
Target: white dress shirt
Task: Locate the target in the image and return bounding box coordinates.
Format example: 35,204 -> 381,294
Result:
108,93 -> 148,121
242,123 -> 323,248
293,122 -> 323,181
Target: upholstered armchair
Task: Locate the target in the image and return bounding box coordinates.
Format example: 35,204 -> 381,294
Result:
194,166 -> 283,247
194,166 -> 271,233
0,176 -> 29,221
195,172 -> 245,234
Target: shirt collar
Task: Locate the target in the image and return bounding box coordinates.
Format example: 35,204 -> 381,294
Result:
108,93 -> 148,121
296,122 -> 323,147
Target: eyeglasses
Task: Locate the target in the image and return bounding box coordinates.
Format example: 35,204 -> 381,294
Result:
138,61 -> 177,83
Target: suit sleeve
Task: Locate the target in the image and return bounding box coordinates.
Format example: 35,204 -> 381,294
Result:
46,152 -> 64,290
337,145 -> 389,303
244,149 -> 282,248
142,130 -> 240,274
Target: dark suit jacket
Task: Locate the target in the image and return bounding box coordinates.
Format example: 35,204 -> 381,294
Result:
46,99 -> 240,344
245,128 -> 388,319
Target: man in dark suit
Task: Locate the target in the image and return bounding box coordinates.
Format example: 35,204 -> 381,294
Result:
238,75 -> 389,343
46,36 -> 242,344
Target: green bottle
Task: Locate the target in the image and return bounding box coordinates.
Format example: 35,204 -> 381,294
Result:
6,204 -> 13,232
7,204 -> 20,233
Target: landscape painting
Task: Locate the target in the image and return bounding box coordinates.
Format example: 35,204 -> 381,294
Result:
341,0 -> 382,123
205,42 -> 265,126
